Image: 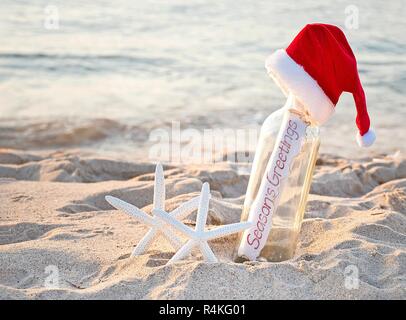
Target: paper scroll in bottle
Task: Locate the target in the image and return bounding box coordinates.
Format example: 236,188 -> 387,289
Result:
238,110 -> 307,261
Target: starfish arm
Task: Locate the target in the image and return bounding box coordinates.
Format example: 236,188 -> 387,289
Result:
131,228 -> 157,256
105,196 -> 156,226
203,221 -> 252,241
170,196 -> 200,220
153,209 -> 196,239
199,241 -> 218,263
167,239 -> 196,264
153,163 -> 165,210
195,182 -> 211,233
160,227 -> 183,250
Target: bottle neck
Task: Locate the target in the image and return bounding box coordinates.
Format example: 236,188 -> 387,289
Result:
284,93 -> 318,126
284,93 -> 302,110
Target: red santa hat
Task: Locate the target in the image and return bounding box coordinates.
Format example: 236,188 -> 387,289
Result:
265,23 -> 376,147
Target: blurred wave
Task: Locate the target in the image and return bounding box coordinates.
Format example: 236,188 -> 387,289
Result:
0,0 -> 405,157
0,118 -> 127,148
0,53 -> 174,74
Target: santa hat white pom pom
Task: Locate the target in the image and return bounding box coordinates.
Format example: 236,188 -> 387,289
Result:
356,128 -> 376,147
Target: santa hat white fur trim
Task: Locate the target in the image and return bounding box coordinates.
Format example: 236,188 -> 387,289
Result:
356,128 -> 376,147
265,49 -> 335,125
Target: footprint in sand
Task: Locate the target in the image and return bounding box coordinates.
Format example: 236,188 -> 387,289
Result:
146,252 -> 175,267
11,194 -> 33,202
0,223 -> 65,245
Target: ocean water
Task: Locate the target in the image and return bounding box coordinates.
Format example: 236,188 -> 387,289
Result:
0,0 -> 405,160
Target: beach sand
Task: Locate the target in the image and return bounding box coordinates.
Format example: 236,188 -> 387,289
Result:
0,148 -> 405,299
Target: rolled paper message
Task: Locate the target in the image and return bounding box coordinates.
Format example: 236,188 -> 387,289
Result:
237,110 -> 307,261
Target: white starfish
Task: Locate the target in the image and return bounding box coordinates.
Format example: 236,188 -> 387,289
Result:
105,163 -> 200,256
154,182 -> 252,264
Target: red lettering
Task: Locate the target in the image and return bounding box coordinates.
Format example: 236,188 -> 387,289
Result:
254,229 -> 262,239
289,119 -> 297,129
276,159 -> 284,170
256,220 -> 265,232
279,151 -> 287,162
246,233 -> 260,249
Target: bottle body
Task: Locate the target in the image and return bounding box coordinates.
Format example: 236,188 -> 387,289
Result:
235,97 -> 320,262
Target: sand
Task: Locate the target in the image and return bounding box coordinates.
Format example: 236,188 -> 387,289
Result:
0,148 -> 405,299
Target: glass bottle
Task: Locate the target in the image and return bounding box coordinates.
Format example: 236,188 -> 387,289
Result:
234,94 -> 320,262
